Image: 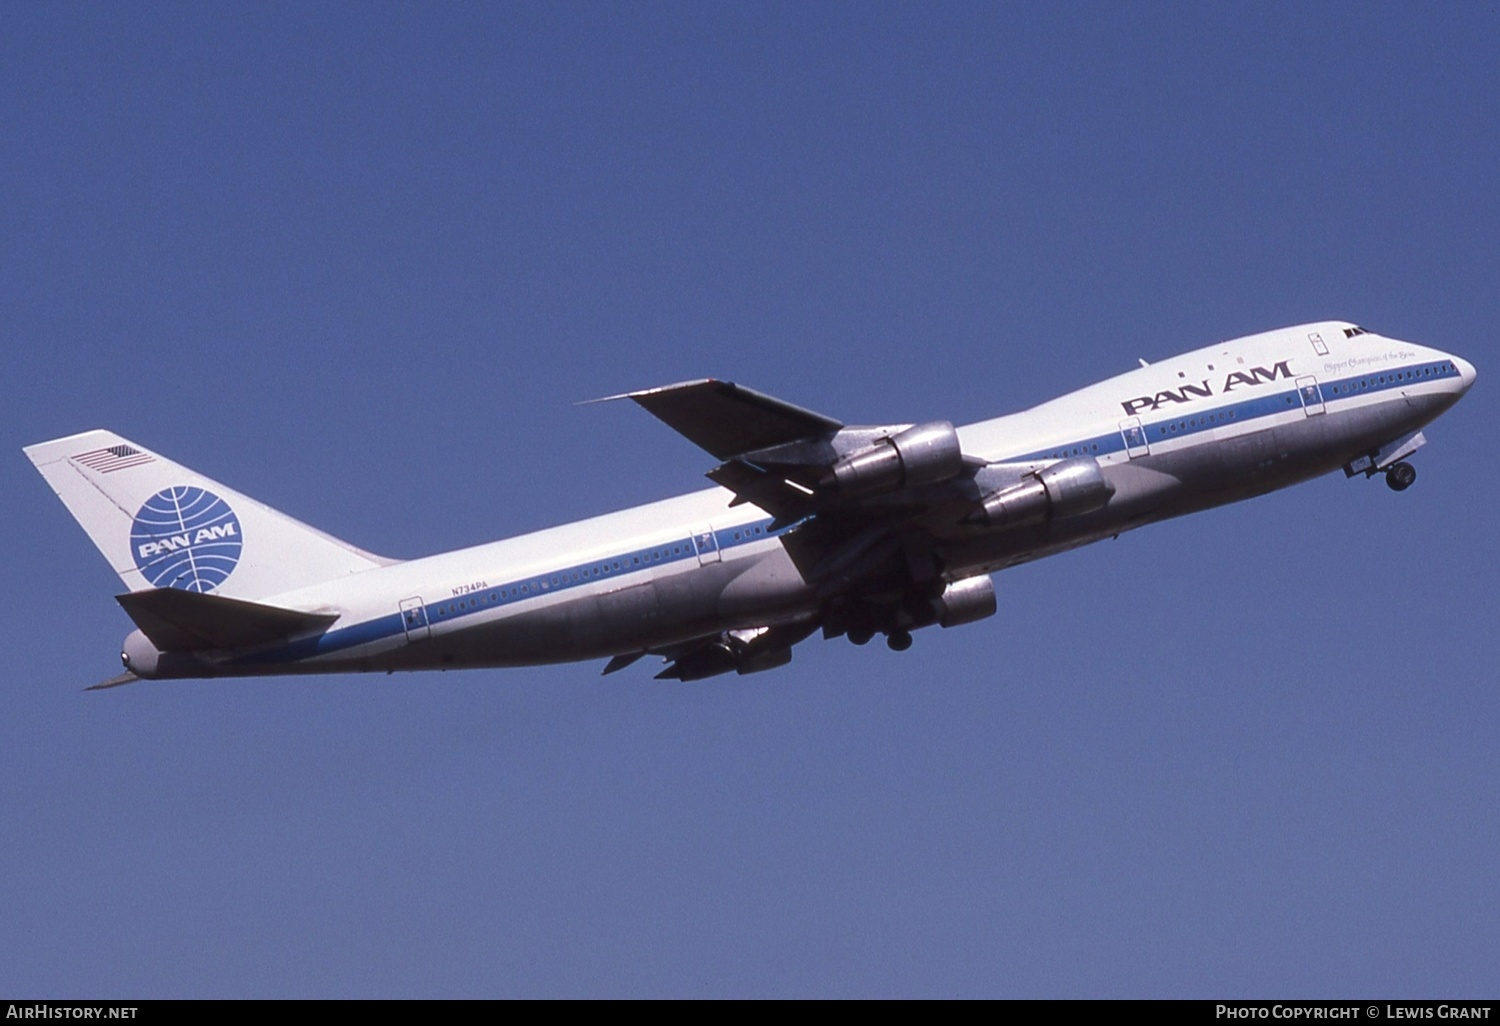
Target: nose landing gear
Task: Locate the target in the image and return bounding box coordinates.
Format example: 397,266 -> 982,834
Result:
1386,461 -> 1417,492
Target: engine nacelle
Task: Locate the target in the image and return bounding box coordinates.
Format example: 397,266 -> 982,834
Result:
970,456 -> 1114,529
822,421 -> 964,498
934,574 -> 997,628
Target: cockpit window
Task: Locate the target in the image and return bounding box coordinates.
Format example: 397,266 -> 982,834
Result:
1343,326 -> 1371,338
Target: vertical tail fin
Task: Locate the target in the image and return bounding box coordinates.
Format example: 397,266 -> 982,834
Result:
24,430 -> 394,601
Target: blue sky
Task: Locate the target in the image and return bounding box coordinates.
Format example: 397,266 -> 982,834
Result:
3,3 -> 1496,997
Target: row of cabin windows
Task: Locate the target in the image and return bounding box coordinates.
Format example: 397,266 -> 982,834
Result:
1048,443 -> 1102,459
1150,364 -> 1451,441
1158,409 -> 1237,437
429,527 -> 771,619
1327,364 -> 1450,395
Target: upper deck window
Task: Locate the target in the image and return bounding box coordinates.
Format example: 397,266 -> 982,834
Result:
1343,326 -> 1371,338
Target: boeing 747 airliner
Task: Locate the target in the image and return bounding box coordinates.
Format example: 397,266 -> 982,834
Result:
25,321 -> 1475,688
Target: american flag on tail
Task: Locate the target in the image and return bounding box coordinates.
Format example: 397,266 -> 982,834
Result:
70,444 -> 155,474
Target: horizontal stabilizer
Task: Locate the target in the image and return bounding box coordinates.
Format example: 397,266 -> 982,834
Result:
116,588 -> 339,652
601,379 -> 843,460
87,672 -> 140,691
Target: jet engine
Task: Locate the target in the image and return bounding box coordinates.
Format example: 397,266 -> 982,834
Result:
969,456 -> 1114,529
822,421 -> 964,498
933,574 -> 997,628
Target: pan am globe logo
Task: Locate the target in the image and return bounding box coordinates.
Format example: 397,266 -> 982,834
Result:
131,486 -> 243,592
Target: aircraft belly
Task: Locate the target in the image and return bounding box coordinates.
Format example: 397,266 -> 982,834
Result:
716,546 -> 816,622
1102,460 -> 1188,514
359,550 -> 809,671
1215,426 -> 1284,479
1333,392 -> 1452,457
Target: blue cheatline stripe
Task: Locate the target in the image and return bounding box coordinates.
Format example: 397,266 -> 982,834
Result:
1016,359 -> 1460,461
239,359 -> 1459,667
236,519 -> 794,665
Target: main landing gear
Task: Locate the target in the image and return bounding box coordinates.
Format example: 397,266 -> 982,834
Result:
1386,461 -> 1417,492
844,627 -> 914,651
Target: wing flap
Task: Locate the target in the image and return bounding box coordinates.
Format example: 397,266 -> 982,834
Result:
704,459 -> 819,523
646,620 -> 819,680
116,588 -> 340,652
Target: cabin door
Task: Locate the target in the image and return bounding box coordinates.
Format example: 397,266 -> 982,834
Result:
692,526 -> 721,565
399,597 -> 430,641
1119,417 -> 1150,458
1296,375 -> 1326,416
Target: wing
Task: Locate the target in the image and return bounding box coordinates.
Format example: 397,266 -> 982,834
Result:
603,378 -> 983,526
605,379 -> 843,461
602,379 -> 1110,675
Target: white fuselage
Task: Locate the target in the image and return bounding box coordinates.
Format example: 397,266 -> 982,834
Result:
124,321 -> 1476,679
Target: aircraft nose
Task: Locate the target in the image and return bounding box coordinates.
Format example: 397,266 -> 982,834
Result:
1453,355 -> 1477,392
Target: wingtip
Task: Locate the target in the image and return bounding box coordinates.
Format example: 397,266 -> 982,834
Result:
577,379 -> 723,407
575,392 -> 635,407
